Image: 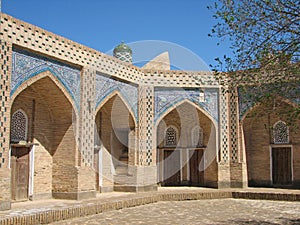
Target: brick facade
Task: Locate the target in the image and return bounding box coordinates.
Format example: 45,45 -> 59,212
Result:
0,13 -> 298,211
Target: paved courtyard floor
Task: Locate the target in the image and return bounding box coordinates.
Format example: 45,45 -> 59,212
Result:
51,198 -> 300,225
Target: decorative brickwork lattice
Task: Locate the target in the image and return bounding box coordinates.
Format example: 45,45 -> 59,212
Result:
80,67 -> 96,167
138,85 -> 154,166
0,40 -> 11,169
95,73 -> 138,119
229,90 -> 239,162
0,14 -> 142,85
220,87 -> 229,163
273,121 -> 289,144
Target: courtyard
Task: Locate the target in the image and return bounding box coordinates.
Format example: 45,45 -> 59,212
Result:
51,198 -> 300,225
1,187 -> 300,224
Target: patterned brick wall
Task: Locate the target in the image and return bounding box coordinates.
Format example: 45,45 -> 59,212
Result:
138,85 -> 155,166
0,14 -> 142,85
80,67 -> 96,167
229,89 -> 239,163
219,87 -> 229,163
0,33 -> 12,209
0,39 -> 10,169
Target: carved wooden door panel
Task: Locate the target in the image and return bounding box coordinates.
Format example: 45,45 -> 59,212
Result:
11,147 -> 29,201
272,147 -> 292,186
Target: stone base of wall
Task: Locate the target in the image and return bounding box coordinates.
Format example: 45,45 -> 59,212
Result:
230,162 -> 248,188
29,193 -> 52,201
114,184 -> 158,192
217,181 -> 231,189
0,201 -> 11,211
99,186 -> 114,193
217,163 -> 231,188
249,180 -> 300,189
204,180 -> 218,188
53,191 -> 96,200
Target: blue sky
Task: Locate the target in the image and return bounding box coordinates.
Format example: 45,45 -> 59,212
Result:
2,0 -> 231,70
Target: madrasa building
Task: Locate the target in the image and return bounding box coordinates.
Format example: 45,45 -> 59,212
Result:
0,13 -> 299,210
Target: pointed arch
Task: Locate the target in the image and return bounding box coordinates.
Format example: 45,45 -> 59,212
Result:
11,109 -> 28,143
95,90 -> 137,127
241,96 -> 298,122
155,99 -> 218,130
11,70 -> 78,118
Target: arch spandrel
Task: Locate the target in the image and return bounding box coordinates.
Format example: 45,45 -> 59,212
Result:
154,88 -> 219,123
11,71 -> 78,118
95,73 -> 138,120
11,47 -> 81,109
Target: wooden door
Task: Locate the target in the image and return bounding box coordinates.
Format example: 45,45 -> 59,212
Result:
163,150 -> 181,186
189,150 -> 204,186
272,147 -> 292,186
11,147 -> 29,201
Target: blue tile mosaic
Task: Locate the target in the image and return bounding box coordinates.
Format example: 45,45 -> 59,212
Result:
238,84 -> 300,119
95,73 -> 138,120
155,88 -> 219,122
11,48 -> 81,109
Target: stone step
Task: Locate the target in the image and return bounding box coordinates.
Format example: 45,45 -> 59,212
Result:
115,165 -> 128,175
114,174 -> 136,185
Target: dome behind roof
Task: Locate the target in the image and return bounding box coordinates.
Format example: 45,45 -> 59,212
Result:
113,42 -> 132,63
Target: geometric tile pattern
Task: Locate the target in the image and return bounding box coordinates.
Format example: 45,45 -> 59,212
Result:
114,52 -> 132,63
11,47 -> 81,110
95,73 -> 138,119
154,88 -> 219,122
220,87 -> 229,163
238,85 -> 300,120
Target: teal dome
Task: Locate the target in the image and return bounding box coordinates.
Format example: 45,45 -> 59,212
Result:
113,42 -> 132,54
113,42 -> 132,63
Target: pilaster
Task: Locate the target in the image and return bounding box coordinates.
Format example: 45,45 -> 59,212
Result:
0,35 -> 12,210
136,85 -> 157,189
218,87 -> 231,188
78,67 -> 96,197
229,88 -> 248,188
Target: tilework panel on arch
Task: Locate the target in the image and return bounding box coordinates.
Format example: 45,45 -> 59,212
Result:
238,84 -> 300,119
154,88 -> 219,122
11,48 -> 81,109
95,73 -> 138,120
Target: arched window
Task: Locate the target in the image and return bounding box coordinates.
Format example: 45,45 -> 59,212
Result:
192,126 -> 203,147
273,120 -> 289,144
11,109 -> 28,143
165,126 -> 177,146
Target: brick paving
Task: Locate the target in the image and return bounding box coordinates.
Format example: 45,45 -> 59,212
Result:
0,187 -> 300,224
51,199 -> 300,225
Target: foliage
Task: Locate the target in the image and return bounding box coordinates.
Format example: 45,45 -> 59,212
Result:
209,0 -> 300,120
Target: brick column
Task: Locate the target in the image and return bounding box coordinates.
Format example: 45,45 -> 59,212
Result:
136,85 -> 157,190
229,88 -> 248,188
78,67 -> 96,198
218,87 -> 231,188
0,38 -> 12,210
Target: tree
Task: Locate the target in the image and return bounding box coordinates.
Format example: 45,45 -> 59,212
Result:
209,0 -> 300,121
